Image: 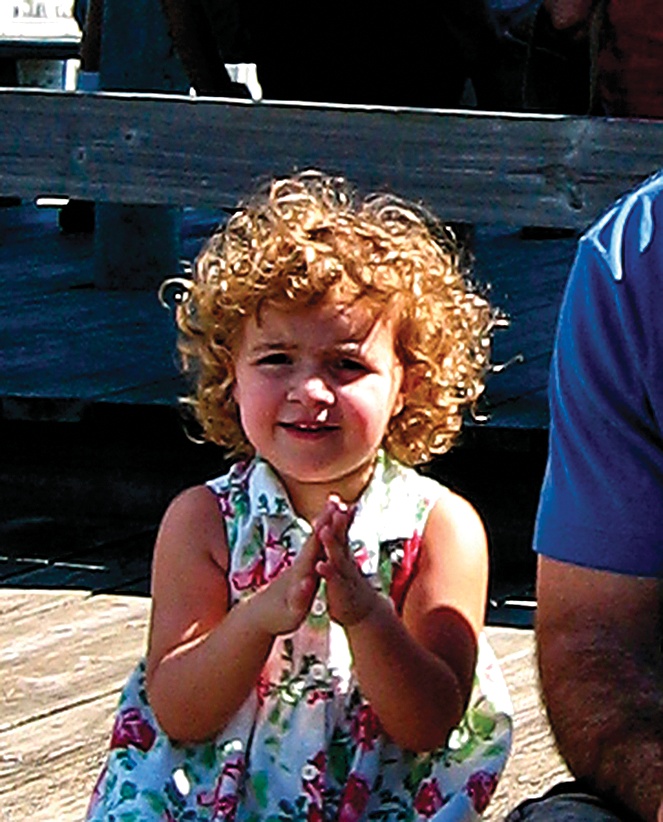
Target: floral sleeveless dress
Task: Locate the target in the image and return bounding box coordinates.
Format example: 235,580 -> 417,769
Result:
86,452 -> 512,822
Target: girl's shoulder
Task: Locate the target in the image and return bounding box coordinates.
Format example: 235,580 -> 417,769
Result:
156,483 -> 230,571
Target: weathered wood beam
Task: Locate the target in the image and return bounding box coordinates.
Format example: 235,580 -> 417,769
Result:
2,88 -> 663,227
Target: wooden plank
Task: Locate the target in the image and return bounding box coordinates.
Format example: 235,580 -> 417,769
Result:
0,689 -> 118,822
484,627 -> 570,821
0,590 -> 148,731
2,89 -> 663,226
0,589 -> 145,821
0,592 -> 567,821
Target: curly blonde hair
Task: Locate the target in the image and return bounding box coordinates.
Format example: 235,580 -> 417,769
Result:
174,171 -> 495,466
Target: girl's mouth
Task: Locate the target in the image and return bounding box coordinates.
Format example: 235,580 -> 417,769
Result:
279,422 -> 339,435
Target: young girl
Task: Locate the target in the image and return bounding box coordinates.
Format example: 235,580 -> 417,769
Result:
86,171 -> 512,822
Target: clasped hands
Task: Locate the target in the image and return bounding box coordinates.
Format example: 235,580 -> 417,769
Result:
252,495 -> 379,636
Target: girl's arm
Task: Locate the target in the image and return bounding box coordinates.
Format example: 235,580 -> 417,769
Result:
318,492 -> 487,752
145,485 -> 319,742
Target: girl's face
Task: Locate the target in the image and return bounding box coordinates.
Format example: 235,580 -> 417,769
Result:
233,300 -> 404,520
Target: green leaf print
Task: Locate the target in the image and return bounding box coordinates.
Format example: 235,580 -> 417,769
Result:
118,812 -> 140,822
484,742 -> 508,758
468,709 -> 497,739
199,742 -> 217,770
143,790 -> 167,814
258,492 -> 270,513
232,487 -> 250,519
251,770 -> 270,809
283,638 -> 294,662
447,735 -> 480,763
378,552 -> 393,594
116,750 -> 137,772
119,781 -> 138,801
275,496 -> 289,516
403,756 -> 433,794
268,705 -> 282,724
328,730 -> 352,783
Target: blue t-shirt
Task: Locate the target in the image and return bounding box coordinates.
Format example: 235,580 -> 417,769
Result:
534,170 -> 663,577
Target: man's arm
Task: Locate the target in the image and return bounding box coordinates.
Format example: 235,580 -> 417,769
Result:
537,555 -> 663,822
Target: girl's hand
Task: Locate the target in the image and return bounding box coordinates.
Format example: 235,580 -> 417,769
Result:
315,496 -> 378,626
252,531 -> 321,636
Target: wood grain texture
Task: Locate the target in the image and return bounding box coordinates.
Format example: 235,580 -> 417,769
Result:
0,589 -> 568,822
1,89 -> 663,227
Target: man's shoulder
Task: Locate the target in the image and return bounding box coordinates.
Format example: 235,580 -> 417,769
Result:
579,169 -> 663,283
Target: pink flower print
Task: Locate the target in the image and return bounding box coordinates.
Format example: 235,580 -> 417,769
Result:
307,806 -> 323,822
301,751 -> 326,813
231,556 -> 267,591
465,770 -> 499,814
389,531 -> 422,612
256,673 -> 272,706
414,778 -> 445,818
351,703 -> 382,751
109,707 -> 156,752
215,490 -> 234,519
198,754 -> 245,821
85,762 -> 108,816
310,751 -> 326,771
306,688 -> 331,705
338,774 -> 371,822
264,532 -> 294,580
352,542 -> 371,573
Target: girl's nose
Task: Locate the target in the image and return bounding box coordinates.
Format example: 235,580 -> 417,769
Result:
288,375 -> 335,406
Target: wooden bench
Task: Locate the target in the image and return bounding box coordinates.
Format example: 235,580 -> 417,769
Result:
2,88 -> 663,224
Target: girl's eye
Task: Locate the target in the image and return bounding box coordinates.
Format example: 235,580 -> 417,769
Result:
256,353 -> 291,366
335,357 -> 367,373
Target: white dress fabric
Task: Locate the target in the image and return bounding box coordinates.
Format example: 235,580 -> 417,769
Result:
86,452 -> 512,822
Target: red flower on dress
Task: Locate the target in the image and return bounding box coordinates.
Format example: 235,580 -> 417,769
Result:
414,778 -> 445,818
338,773 -> 371,822
109,707 -> 156,752
389,531 -> 422,612
302,751 -> 326,820
264,532 -> 294,579
307,805 -> 323,822
214,490 -> 234,519
307,688 -> 331,705
85,762 -> 108,815
351,704 -> 382,751
197,754 -> 245,821
256,673 -> 272,706
465,770 -> 499,814
352,542 -> 371,572
231,533 -> 294,592
231,556 -> 268,591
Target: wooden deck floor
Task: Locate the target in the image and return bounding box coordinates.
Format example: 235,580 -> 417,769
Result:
0,581 -> 569,821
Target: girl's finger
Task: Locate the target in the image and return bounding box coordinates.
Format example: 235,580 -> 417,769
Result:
295,532 -> 323,571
